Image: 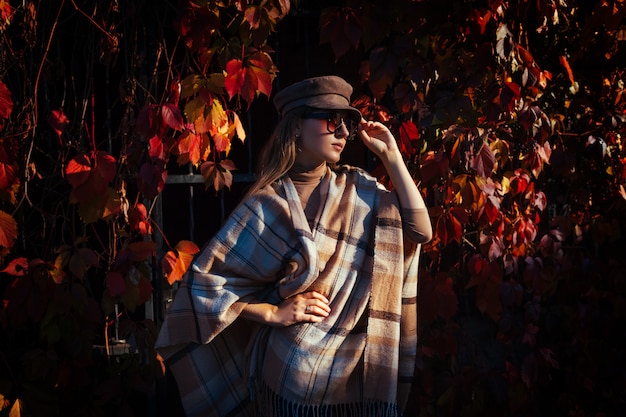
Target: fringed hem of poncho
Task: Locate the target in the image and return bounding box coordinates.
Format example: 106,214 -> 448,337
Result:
254,379 -> 402,417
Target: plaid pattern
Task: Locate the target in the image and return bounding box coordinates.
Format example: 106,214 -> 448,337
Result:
156,166 -> 421,417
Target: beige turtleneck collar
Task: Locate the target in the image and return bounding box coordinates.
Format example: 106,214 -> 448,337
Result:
287,162 -> 327,223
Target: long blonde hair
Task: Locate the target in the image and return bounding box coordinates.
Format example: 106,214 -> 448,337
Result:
243,107 -> 311,199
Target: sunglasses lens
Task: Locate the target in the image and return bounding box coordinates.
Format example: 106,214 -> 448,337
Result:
327,115 -> 339,132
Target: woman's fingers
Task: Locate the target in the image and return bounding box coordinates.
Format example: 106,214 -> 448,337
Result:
302,291 -> 331,313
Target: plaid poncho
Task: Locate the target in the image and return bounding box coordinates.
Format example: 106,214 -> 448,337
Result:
156,166 -> 421,417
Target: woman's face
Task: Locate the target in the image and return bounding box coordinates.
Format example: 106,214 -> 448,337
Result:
294,110 -> 355,169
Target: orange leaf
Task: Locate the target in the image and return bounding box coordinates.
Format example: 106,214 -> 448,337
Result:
559,55 -> 575,85
200,160 -> 237,192
9,398 -> 21,417
176,130 -> 204,165
175,239 -> 200,255
162,240 -> 199,285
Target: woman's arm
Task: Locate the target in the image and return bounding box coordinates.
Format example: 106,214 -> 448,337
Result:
358,120 -> 426,210
358,120 -> 432,241
240,290 -> 331,326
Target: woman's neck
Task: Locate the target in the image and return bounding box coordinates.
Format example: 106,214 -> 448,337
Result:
289,162 -> 327,183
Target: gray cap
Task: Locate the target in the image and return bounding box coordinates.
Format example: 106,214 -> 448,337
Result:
273,75 -> 362,122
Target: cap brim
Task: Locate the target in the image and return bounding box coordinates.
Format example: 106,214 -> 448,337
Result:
281,95 -> 362,122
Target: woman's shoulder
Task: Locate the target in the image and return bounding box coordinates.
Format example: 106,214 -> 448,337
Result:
332,164 -> 376,181
332,164 -> 388,191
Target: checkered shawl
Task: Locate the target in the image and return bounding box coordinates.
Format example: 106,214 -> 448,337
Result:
156,166 -> 421,417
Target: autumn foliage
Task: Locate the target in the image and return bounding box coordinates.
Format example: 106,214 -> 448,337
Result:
1,0 -> 626,416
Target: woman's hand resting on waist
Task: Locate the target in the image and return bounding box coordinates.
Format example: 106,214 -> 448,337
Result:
241,291 -> 331,327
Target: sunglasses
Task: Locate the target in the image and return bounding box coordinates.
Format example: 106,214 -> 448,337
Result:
301,111 -> 359,140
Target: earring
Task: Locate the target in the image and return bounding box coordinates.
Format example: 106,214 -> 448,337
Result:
295,132 -> 302,152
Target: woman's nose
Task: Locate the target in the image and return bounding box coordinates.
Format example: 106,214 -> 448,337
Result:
334,120 -> 349,138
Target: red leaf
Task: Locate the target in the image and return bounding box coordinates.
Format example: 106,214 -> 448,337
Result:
148,136 -> 167,160
319,7 -> 362,60
137,277 -> 153,305
450,206 -> 470,224
521,353 -> 538,389
466,255 -> 503,321
161,103 -> 185,131
248,52 -> 275,97
128,203 -> 152,236
0,210 -> 17,249
136,104 -> 167,139
169,77 -> 181,106
420,151 -> 449,185
509,170 -> 530,196
418,271 -> 459,323
174,4 -> 221,52
94,151 -> 117,183
1,257 -> 28,276
0,161 -> 17,192
398,120 -> 420,157
138,160 -> 168,200
47,109 -> 70,138
436,210 -> 464,245
66,153 -> 92,188
126,241 -> 157,262
106,271 -> 126,298
368,46 -> 398,100
470,9 -> 491,35
224,59 -> 246,99
0,79 -> 13,119
478,195 -> 500,225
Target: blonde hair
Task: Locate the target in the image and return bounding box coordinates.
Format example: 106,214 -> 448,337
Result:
243,107 -> 310,200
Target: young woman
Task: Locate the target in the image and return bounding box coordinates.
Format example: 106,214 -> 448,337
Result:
156,75 -> 432,417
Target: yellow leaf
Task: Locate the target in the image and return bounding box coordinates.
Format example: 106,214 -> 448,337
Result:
181,74 -> 206,99
9,399 -> 21,417
231,111 -> 246,142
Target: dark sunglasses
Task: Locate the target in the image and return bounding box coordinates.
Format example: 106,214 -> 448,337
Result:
301,111 -> 359,140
